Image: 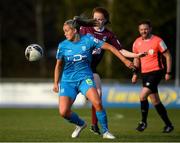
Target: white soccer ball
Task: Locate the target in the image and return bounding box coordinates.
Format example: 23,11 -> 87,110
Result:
25,44 -> 43,61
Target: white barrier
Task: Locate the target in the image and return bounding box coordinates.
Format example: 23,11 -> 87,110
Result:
0,83 -> 87,108
1,82 -> 179,108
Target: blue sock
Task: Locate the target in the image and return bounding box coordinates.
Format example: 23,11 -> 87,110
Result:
65,112 -> 84,126
96,109 -> 108,133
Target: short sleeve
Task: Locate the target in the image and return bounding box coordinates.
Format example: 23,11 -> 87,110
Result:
159,40 -> 168,53
109,34 -> 122,50
132,41 -> 138,53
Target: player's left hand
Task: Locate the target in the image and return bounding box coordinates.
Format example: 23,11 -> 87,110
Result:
123,59 -> 132,68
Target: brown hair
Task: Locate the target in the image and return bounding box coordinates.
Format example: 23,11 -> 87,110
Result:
92,7 -> 110,25
138,19 -> 152,27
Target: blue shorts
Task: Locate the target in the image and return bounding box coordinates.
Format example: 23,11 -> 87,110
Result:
59,78 -> 96,100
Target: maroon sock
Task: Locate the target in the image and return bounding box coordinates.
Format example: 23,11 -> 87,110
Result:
92,105 -> 98,125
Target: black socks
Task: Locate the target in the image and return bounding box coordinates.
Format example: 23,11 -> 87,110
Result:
155,102 -> 172,126
140,100 -> 149,123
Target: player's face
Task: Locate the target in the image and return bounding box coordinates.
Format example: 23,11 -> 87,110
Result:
138,24 -> 152,39
93,12 -> 106,29
63,24 -> 76,41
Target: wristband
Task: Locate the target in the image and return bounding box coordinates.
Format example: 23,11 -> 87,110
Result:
132,67 -> 138,74
166,72 -> 172,75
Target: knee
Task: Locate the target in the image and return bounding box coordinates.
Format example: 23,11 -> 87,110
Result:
59,108 -> 68,118
140,96 -> 147,101
150,95 -> 161,106
152,100 -> 160,106
140,93 -> 147,101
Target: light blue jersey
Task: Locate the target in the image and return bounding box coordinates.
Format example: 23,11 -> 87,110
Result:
56,34 -> 104,82
56,34 -> 109,134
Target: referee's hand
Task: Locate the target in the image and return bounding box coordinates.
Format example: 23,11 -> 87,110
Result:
132,74 -> 138,84
165,73 -> 171,81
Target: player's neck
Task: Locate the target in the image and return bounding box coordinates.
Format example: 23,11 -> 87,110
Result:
142,34 -> 152,40
94,26 -> 105,32
72,34 -> 80,42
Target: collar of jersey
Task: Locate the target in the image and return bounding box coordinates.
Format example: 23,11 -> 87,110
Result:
93,26 -> 105,32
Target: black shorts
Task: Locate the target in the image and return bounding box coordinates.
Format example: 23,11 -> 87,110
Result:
142,70 -> 163,93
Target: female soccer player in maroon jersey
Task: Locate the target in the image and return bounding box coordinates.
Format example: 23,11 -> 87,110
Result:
80,7 -> 146,134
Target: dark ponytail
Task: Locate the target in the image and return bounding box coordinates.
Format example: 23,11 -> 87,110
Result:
64,16 -> 99,32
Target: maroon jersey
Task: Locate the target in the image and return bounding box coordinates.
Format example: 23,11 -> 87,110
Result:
80,27 -> 122,73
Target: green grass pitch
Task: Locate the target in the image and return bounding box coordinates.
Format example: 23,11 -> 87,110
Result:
0,108 -> 180,142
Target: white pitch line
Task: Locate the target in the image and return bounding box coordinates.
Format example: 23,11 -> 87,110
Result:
115,114 -> 124,119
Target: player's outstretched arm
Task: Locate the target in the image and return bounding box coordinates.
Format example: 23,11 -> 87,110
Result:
120,49 -> 147,58
101,42 -> 135,69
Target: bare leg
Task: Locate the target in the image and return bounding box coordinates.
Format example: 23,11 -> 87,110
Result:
59,96 -> 86,138
91,74 -> 102,134
86,87 -> 115,139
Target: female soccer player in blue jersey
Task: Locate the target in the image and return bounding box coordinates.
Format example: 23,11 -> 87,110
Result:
80,7 -> 146,134
53,17 -> 135,139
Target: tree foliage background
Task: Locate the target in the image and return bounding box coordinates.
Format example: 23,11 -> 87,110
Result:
0,0 -> 177,80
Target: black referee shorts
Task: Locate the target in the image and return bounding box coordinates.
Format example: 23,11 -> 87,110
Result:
142,70 -> 163,93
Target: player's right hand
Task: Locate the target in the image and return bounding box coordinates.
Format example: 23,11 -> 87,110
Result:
165,73 -> 171,81
132,74 -> 138,84
124,60 -> 135,69
53,84 -> 59,93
